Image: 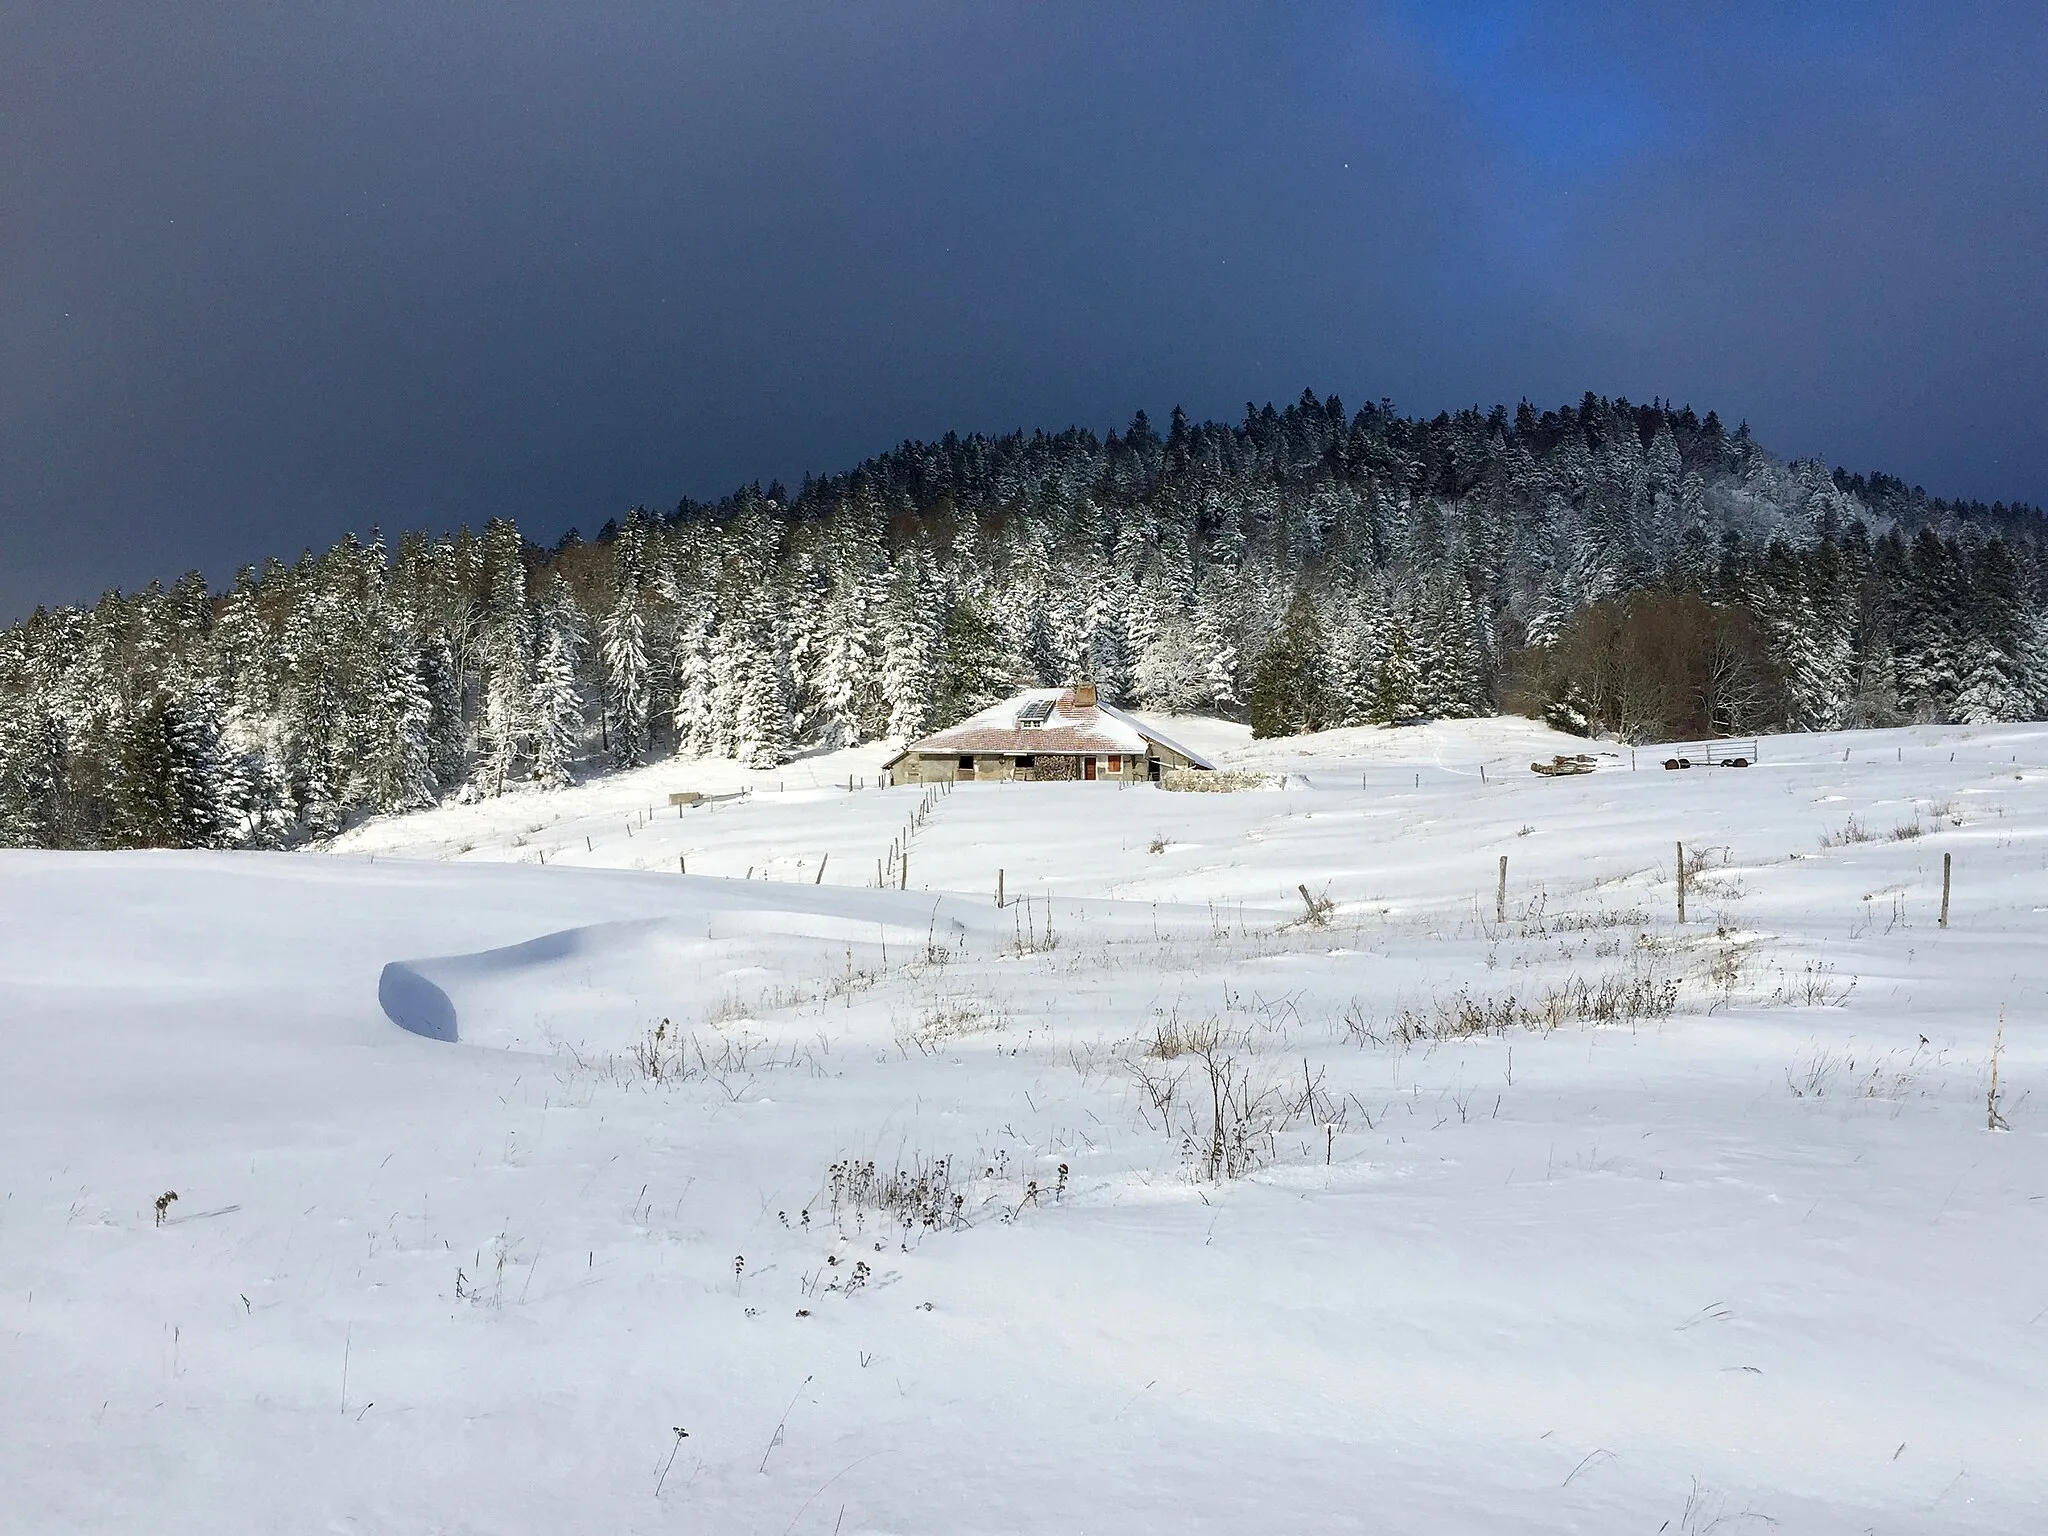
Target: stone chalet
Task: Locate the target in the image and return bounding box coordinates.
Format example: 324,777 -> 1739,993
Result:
882,684 -> 1216,785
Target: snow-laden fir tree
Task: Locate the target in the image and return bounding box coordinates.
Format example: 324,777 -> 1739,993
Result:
881,553 -> 941,741
530,577 -> 588,791
474,519 -> 535,794
670,605 -> 718,758
3,388 -> 2045,847
814,584 -> 882,749
359,609 -> 438,814
113,688 -> 235,850
601,517 -> 653,769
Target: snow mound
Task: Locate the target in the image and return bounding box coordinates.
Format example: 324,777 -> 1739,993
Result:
378,877 -> 1243,1052
380,885 -> 991,1051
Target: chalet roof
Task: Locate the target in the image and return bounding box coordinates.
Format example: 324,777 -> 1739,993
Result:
882,688 -> 1216,770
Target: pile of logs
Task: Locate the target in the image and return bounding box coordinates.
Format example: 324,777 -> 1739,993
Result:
1530,754 -> 1597,777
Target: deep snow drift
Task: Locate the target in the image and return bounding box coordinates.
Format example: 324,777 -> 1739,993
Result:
3,717 -> 2045,1533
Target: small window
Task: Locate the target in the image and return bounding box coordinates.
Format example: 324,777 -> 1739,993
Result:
1015,755 -> 1035,769
1107,755 -> 1122,772
958,755 -> 974,769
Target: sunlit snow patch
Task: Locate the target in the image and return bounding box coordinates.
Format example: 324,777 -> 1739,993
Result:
379,887 -> 972,1052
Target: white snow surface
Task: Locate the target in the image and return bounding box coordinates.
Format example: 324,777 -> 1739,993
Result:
5,716 -> 2047,1532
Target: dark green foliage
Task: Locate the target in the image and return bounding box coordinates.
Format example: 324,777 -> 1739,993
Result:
1,388 -> 2043,848
112,692 -> 232,849
0,703 -> 63,848
1247,598 -> 1333,738
937,598 -> 1016,723
1543,681 -> 1594,738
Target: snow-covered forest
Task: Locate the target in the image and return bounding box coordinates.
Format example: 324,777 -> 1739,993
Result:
3,390 -> 2044,850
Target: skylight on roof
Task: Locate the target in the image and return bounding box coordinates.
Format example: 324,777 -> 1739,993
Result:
1016,698 -> 1055,727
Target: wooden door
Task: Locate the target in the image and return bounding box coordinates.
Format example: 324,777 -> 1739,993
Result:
1083,757 -> 1096,780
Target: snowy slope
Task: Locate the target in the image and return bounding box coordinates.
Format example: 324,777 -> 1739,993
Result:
3,717 -> 2045,1533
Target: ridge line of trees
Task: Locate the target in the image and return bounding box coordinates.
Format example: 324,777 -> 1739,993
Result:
2,389 -> 2043,849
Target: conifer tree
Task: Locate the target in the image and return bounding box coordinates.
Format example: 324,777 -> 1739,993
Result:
475,519 -> 535,793
419,631 -> 466,788
1133,610 -> 1216,715
601,517 -> 652,769
0,700 -> 63,848
1372,616 -> 1424,723
601,591 -> 650,768
815,586 -> 881,748
732,649 -> 793,766
355,609 -> 438,814
1895,528 -> 1963,719
1246,596 -> 1330,738
113,690 -> 233,849
938,596 -> 1016,724
530,579 -> 588,790
3,389 -> 2045,847
670,606 -> 719,757
881,555 -> 941,740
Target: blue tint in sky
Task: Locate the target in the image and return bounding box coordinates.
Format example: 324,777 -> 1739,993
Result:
2,2 -> 2044,617
1389,2 -> 1671,175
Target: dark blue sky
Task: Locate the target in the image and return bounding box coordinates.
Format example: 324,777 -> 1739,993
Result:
5,2 -> 2046,618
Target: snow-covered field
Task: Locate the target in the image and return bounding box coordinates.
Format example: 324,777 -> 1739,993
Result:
4,716 -> 2045,1533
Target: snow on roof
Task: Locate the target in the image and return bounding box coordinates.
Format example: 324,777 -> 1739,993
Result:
1092,699 -> 1215,770
885,688 -> 1216,770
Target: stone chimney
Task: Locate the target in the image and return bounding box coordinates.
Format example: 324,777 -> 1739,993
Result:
1070,681 -> 1098,709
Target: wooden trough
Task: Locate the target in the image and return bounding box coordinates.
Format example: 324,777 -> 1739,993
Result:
667,789 -> 750,810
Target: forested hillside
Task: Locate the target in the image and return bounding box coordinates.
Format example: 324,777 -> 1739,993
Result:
3,391 -> 2044,849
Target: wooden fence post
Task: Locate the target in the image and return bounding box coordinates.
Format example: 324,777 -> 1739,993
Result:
997,869 -> 1005,908
814,854 -> 828,885
1676,840 -> 1686,923
1940,852 -> 1952,929
901,852 -> 909,891
1496,855 -> 1507,923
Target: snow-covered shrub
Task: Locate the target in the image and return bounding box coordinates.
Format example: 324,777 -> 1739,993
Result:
825,1155 -> 967,1235
1129,1018 -> 1288,1183
1543,682 -> 1594,737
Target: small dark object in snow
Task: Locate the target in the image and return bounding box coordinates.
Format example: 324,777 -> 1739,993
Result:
154,1191 -> 178,1226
